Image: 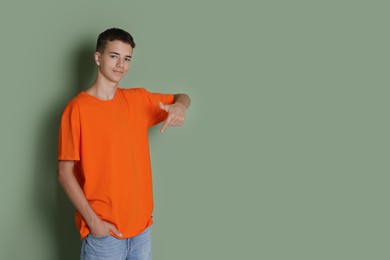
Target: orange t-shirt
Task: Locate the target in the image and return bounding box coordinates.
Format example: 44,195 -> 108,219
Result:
58,87 -> 174,239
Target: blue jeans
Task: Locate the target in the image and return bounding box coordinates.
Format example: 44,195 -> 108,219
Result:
80,226 -> 152,260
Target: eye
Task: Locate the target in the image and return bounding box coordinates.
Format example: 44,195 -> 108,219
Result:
110,55 -> 118,59
125,57 -> 131,62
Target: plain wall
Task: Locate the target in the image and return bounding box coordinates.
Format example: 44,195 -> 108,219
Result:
0,0 -> 389,259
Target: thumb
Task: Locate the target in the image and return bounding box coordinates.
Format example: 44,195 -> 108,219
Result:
109,224 -> 123,237
159,102 -> 170,112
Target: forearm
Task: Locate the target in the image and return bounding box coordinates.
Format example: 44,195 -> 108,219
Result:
174,94 -> 191,109
57,161 -> 99,227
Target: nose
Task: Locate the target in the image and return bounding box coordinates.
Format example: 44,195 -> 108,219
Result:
116,58 -> 124,68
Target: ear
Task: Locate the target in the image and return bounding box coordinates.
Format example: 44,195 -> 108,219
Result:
94,52 -> 101,66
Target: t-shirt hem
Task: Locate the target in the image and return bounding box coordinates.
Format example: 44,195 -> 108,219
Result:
79,219 -> 154,240
58,156 -> 80,161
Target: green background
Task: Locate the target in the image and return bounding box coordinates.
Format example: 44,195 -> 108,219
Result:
0,0 -> 389,259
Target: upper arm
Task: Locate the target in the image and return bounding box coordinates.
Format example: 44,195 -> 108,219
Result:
57,160 -> 75,177
139,88 -> 175,127
58,101 -> 81,161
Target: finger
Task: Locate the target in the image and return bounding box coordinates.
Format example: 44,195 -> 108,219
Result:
109,224 -> 123,237
160,118 -> 171,133
171,118 -> 184,127
169,116 -> 181,126
170,120 -> 179,127
159,102 -> 170,112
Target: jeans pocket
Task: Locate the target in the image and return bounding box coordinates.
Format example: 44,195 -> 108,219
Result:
89,233 -> 111,239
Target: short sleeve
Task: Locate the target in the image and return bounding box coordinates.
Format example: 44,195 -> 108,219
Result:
140,88 -> 175,127
58,101 -> 81,161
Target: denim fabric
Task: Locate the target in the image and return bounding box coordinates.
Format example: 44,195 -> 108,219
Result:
80,226 -> 152,260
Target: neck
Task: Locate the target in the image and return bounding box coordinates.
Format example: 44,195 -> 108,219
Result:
87,75 -> 119,100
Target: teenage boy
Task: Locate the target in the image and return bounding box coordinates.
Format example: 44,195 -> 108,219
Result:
57,28 -> 191,260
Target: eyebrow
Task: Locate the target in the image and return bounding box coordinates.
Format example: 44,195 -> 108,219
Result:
109,51 -> 132,58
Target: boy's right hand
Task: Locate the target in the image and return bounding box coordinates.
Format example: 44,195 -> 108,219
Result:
89,218 -> 122,237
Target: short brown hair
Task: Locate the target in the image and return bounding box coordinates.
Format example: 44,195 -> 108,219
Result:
96,28 -> 136,53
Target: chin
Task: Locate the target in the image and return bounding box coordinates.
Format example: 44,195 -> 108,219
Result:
110,76 -> 124,83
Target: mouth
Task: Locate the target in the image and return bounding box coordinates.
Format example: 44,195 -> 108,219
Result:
113,70 -> 124,74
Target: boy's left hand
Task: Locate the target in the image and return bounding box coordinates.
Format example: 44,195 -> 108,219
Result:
159,102 -> 186,133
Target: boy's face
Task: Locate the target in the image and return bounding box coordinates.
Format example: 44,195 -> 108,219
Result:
94,40 -> 133,83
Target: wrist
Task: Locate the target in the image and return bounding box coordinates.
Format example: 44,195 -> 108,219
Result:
84,207 -> 100,227
174,101 -> 186,109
